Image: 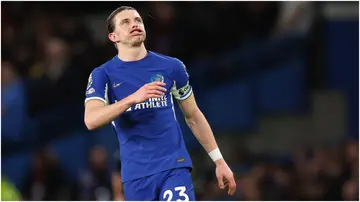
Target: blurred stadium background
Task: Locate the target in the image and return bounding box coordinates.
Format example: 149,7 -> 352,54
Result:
1,1 -> 359,201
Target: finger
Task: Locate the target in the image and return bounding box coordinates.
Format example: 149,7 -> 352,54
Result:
148,85 -> 167,92
150,81 -> 166,86
156,81 -> 166,86
156,86 -> 167,92
217,176 -> 225,189
148,90 -> 165,96
148,94 -> 164,98
227,177 -> 236,195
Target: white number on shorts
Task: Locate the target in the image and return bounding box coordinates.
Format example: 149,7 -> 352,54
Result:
163,186 -> 189,202
163,189 -> 173,201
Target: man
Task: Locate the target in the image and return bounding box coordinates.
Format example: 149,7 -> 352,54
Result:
74,146 -> 113,201
112,150 -> 125,201
84,6 -> 236,201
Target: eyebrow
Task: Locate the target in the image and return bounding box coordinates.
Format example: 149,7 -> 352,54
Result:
120,16 -> 142,24
120,18 -> 129,24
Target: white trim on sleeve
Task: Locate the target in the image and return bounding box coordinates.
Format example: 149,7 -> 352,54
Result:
84,97 -> 107,105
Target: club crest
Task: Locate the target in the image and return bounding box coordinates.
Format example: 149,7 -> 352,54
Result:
150,74 -> 164,83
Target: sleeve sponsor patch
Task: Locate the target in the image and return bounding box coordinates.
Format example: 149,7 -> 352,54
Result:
87,73 -> 93,90
86,87 -> 95,95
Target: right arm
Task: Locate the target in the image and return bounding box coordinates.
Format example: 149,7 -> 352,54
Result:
84,68 -> 167,130
84,97 -> 134,130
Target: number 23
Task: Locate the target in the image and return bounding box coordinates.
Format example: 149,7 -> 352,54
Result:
163,186 -> 189,201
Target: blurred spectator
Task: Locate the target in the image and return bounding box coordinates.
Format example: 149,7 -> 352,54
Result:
146,2 -> 184,58
28,37 -> 84,116
73,146 -> 113,201
21,148 -> 69,200
1,61 -> 27,141
342,179 -> 359,201
272,1 -> 315,38
195,141 -> 359,201
241,2 -> 280,40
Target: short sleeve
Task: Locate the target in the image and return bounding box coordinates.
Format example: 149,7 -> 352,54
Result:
84,67 -> 109,105
171,59 -> 193,101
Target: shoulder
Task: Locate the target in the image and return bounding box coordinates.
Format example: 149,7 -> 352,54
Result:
149,51 -> 186,76
89,57 -> 118,78
95,57 -> 117,72
149,51 -> 184,66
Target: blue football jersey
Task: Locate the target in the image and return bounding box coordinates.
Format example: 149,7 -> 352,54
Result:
85,51 -> 193,182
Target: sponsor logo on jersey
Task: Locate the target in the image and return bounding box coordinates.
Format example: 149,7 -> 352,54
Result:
133,96 -> 168,110
177,158 -> 185,162
116,95 -> 169,112
113,81 -> 124,88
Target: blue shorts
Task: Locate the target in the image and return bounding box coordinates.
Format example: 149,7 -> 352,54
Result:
123,167 -> 196,201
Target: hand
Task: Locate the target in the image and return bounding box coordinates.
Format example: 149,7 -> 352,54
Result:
215,159 -> 236,195
130,82 -> 167,104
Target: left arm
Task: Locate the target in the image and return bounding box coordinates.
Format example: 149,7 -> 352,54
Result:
178,94 -> 218,156
178,93 -> 236,195
171,59 -> 236,195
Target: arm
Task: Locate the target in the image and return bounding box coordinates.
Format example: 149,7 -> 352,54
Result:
112,172 -> 124,201
85,98 -> 134,130
178,94 -> 236,195
178,94 -> 217,155
83,68 -> 132,130
171,59 -> 236,195
83,67 -> 166,130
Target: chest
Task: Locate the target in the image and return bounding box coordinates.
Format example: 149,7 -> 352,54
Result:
106,66 -> 174,101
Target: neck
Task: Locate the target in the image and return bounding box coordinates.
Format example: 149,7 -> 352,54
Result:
117,43 -> 148,62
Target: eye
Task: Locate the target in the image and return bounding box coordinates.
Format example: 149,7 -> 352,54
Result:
121,19 -> 129,25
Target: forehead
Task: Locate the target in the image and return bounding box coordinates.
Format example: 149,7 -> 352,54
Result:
115,9 -> 142,22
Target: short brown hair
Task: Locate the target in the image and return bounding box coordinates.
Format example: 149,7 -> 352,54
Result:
106,6 -> 136,33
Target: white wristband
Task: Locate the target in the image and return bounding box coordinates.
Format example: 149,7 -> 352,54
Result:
208,148 -> 223,162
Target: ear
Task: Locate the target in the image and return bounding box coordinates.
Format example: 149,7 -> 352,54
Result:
108,33 -> 118,43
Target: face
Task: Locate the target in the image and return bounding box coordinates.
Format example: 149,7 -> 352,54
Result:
109,9 -> 146,47
90,147 -> 107,169
1,61 -> 15,85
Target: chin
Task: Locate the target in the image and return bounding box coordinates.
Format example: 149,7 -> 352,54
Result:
132,38 -> 145,46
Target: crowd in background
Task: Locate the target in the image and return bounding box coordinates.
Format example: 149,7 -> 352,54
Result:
197,139 -> 359,200
5,138 -> 358,200
1,1 -> 358,201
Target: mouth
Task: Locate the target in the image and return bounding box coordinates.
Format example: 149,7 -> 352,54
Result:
130,28 -> 143,35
